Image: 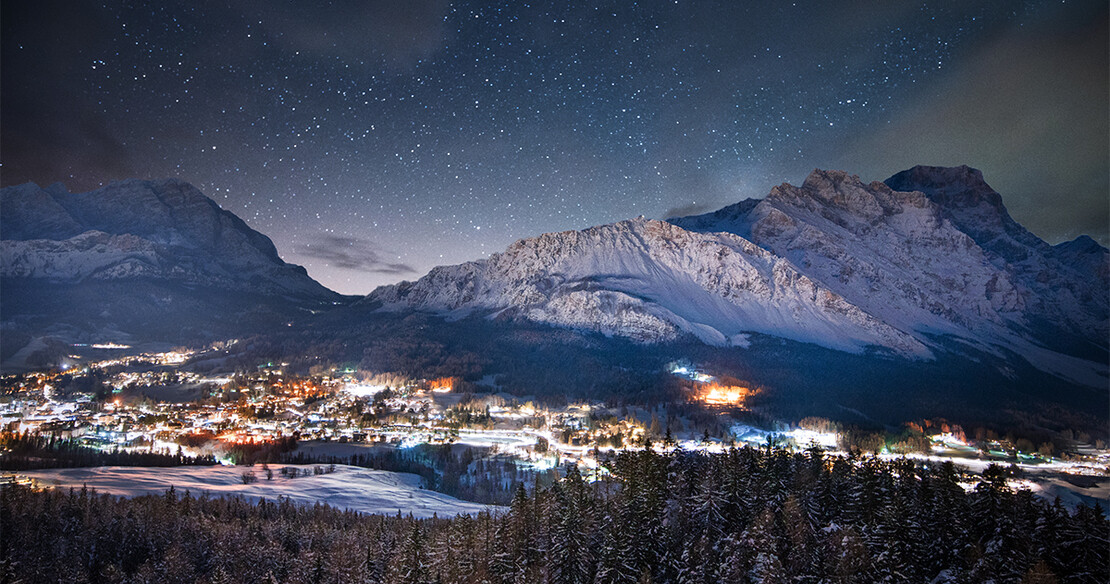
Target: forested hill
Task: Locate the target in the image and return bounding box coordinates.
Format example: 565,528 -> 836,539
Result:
2,447 -> 1107,583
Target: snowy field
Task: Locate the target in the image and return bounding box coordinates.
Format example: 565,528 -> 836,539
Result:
1025,475 -> 1110,509
9,464 -> 502,518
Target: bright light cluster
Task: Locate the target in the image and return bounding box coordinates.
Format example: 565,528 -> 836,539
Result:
699,382 -> 751,406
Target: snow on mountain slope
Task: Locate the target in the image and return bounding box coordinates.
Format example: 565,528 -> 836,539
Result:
1,179 -> 334,300
369,217 -> 929,358
1,180 -> 341,355
671,166 -> 1108,386
674,169 -> 1026,336
884,165 -> 1108,345
365,165 -> 1103,386
1,231 -> 162,280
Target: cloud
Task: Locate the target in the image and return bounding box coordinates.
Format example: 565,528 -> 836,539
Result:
662,202 -> 717,220
298,235 -> 416,275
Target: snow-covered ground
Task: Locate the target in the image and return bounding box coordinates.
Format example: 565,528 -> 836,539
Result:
1027,475 -> 1110,509
9,464 -> 502,518
729,423 -> 840,449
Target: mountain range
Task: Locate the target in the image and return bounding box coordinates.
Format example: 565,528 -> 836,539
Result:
1,179 -> 333,298
370,165 -> 1107,388
2,167 -> 1106,423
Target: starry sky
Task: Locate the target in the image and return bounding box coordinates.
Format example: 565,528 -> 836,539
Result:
2,1 -> 1106,294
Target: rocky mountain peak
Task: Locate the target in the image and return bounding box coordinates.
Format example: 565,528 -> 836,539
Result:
799,168 -> 863,192
664,165 -> 1107,386
1055,234 -> 1104,255
884,165 -> 1004,214
0,183 -> 84,240
885,165 -> 1053,268
1,179 -> 333,299
765,168 -> 931,223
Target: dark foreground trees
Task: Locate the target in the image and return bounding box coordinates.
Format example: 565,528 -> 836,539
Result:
1,447 -> 1106,583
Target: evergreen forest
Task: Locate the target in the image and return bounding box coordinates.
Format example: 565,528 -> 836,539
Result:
1,447 -> 1106,583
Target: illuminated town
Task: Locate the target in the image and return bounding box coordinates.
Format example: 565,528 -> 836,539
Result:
3,343 -> 1107,506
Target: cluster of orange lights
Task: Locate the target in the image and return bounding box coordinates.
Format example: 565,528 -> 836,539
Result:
909,419 -> 966,442
427,377 -> 457,393
697,382 -> 753,407
269,379 -> 328,399
218,433 -> 265,445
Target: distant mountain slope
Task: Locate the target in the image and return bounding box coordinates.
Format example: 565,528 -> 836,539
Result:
370,166 -> 1107,387
884,165 -> 1108,349
1,179 -> 341,365
1,179 -> 333,298
368,217 -> 928,358
672,166 -> 1107,386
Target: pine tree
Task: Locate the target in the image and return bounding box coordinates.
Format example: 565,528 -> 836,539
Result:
967,474 -> 1029,583
1058,502 -> 1110,583
743,507 -> 786,584
594,498 -> 640,584
722,447 -> 756,532
822,524 -> 870,584
781,495 -> 817,582
157,543 -> 195,584
674,533 -> 706,584
716,535 -> 751,584
921,461 -> 969,575
505,483 -> 542,583
1033,498 -> 1067,577
488,518 -> 515,584
867,495 -> 915,582
393,521 -> 431,584
549,468 -> 595,584
692,472 -> 727,542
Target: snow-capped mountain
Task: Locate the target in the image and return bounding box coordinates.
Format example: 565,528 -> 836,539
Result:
369,218 -> 928,358
1,179 -> 334,299
672,166 -> 1107,385
883,166 -> 1107,346
370,166 -> 1107,387
1,180 -> 339,360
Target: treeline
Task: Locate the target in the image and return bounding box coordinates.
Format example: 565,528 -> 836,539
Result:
3,447 -> 1106,583
0,431 -> 216,470
222,435 -> 299,465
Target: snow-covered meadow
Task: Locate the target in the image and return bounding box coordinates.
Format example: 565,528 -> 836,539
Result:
10,464 -> 502,518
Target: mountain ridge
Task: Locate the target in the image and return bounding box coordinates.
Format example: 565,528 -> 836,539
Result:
368,216 -> 930,358
1,179 -> 334,299
374,165 -> 1108,387
1,179 -> 340,364
2,169 -> 1105,391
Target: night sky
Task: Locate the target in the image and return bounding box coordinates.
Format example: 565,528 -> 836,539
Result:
3,1 -> 1106,294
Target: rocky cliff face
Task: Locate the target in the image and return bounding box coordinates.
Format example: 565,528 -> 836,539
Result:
884,165 -> 1108,346
672,165 -> 1107,386
370,217 -> 928,357
371,166 -> 1107,386
1,179 -> 334,299
1,180 -> 339,358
